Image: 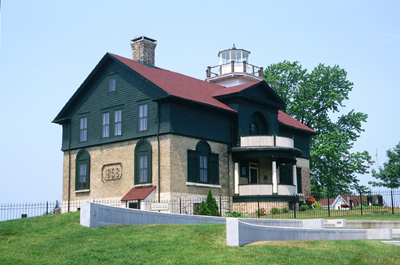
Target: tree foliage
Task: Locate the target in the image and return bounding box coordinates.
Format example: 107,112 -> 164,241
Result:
264,61 -> 372,197
197,189 -> 219,216
369,142 -> 400,189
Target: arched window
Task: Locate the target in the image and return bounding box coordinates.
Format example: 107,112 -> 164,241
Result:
250,122 -> 259,135
187,140 -> 219,184
76,149 -> 90,190
249,112 -> 268,135
135,140 -> 152,184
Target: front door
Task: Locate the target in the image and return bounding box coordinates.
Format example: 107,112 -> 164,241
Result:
249,163 -> 258,184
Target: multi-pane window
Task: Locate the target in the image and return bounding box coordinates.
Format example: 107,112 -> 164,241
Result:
80,117 -> 87,142
139,156 -> 148,183
76,149 -> 90,190
199,155 -> 207,182
79,164 -> 87,188
139,104 -> 148,131
135,140 -> 152,184
114,110 -> 122,136
102,113 -> 110,138
187,141 -> 219,184
102,110 -> 122,138
109,78 -> 116,92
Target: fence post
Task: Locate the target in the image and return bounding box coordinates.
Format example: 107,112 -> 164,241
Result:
294,202 -> 296,219
219,197 -> 222,217
391,189 -> 394,214
257,195 -> 260,219
179,199 -> 182,214
46,201 -> 49,215
327,194 -> 330,218
360,192 -> 363,215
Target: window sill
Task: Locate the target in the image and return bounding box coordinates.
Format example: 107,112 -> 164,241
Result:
134,183 -> 153,187
186,182 -> 221,189
75,189 -> 90,193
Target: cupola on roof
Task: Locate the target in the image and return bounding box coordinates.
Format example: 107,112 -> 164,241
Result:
206,44 -> 264,87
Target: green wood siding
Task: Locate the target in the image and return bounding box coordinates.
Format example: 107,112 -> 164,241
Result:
279,127 -> 311,159
169,102 -> 232,144
60,59 -> 167,151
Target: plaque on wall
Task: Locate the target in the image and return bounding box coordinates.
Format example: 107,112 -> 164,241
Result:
102,163 -> 123,182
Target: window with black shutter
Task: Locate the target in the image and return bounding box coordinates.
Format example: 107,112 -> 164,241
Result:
187,141 -> 219,185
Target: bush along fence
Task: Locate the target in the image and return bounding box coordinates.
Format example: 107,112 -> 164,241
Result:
232,189 -> 400,219
2,189 -> 400,222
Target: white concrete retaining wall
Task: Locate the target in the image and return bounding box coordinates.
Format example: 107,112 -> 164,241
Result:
80,202 -> 226,227
80,202 -> 325,228
324,219 -> 346,228
346,221 -> 400,229
238,218 -> 324,228
226,218 -> 392,247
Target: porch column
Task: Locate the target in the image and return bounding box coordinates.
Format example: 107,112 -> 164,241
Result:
234,163 -> 239,195
272,159 -> 277,194
293,163 -> 297,194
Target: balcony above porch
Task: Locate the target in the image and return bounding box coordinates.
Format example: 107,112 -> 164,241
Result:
240,135 -> 294,148
231,135 -> 302,161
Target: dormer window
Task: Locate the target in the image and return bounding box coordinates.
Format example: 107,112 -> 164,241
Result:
109,78 -> 116,92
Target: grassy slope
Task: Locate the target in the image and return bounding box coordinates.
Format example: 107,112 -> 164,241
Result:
1,212 -> 400,264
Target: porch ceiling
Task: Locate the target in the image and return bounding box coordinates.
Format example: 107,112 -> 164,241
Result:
231,146 -> 302,161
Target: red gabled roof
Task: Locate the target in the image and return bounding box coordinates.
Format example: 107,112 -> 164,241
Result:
212,81 -> 260,97
109,53 -> 236,113
110,54 -> 314,134
278,110 -> 316,134
121,186 -> 156,201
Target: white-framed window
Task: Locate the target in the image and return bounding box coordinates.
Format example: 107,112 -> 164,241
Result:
109,78 -> 116,92
80,117 -> 88,142
139,104 -> 148,131
114,110 -> 122,136
102,113 -> 110,138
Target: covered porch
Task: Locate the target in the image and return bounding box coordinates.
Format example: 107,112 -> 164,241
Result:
232,135 -> 303,197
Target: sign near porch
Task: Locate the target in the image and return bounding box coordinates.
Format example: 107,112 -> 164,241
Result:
151,203 -> 169,211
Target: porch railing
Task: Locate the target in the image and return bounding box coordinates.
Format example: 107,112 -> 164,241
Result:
240,135 -> 294,148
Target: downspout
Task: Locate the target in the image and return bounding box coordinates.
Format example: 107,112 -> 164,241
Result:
67,118 -> 72,212
157,102 -> 161,202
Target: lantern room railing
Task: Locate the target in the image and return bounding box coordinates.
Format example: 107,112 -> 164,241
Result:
206,61 -> 264,78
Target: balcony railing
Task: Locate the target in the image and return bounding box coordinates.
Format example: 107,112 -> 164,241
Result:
206,61 -> 263,78
240,135 -> 294,148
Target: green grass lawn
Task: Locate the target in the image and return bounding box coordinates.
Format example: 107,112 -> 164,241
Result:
257,207 -> 400,220
1,212 -> 400,264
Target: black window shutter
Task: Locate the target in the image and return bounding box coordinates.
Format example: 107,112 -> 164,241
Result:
209,153 -> 219,184
187,150 -> 198,182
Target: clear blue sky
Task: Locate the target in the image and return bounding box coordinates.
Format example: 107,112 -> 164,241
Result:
0,1 -> 399,203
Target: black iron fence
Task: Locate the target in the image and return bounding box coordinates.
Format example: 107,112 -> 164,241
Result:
2,190 -> 400,222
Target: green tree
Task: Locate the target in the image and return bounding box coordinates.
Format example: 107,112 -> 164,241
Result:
264,61 -> 372,197
369,142 -> 400,189
197,189 -> 219,216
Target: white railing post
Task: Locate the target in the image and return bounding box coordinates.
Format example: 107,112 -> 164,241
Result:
272,160 -> 278,194
234,163 -> 239,195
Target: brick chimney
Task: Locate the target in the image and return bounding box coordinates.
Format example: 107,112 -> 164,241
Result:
131,36 -> 157,66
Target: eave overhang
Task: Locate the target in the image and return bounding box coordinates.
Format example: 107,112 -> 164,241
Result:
231,146 -> 302,161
